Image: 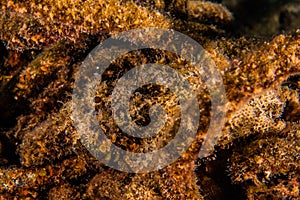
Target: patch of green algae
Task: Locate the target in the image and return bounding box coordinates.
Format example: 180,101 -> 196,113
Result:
0,0 -> 299,199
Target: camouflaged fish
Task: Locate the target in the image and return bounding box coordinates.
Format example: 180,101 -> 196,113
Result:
0,0 -> 232,51
0,0 -> 300,199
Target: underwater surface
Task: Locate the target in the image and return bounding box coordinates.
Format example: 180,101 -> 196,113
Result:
0,0 -> 299,199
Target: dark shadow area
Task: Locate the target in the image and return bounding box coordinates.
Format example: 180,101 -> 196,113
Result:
223,0 -> 300,37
